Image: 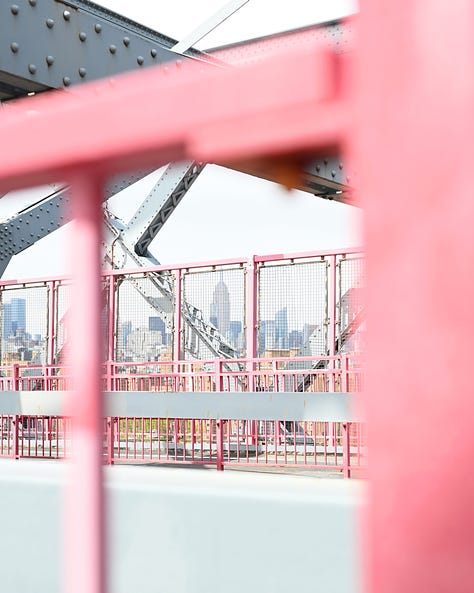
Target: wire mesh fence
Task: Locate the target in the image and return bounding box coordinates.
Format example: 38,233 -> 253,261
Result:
0,284 -> 49,367
115,272 -> 175,363
182,265 -> 246,360
257,258 -> 328,358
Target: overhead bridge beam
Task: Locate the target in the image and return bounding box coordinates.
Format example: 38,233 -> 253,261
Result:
0,0 -> 208,99
0,1 -> 353,200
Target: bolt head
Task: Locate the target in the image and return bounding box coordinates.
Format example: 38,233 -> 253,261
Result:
78,67 -> 87,77
79,31 -> 87,42
63,10 -> 71,20
137,56 -> 144,65
151,48 -> 157,58
11,5 -> 19,16
46,55 -> 54,66
63,76 -> 71,87
123,36 -> 130,47
28,64 -> 37,75
94,23 -> 102,33
28,0 -> 37,6
10,42 -> 19,53
109,44 -> 117,54
46,18 -> 54,28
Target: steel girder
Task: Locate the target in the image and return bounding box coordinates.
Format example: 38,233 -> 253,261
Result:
0,0 -> 208,100
0,169 -> 153,275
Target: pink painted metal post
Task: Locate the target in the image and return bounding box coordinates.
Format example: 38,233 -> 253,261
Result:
65,173 -> 105,593
215,358 -> 224,471
327,255 -> 337,390
246,256 -> 258,445
106,276 -> 116,464
12,363 -> 20,459
356,2 -> 474,592
47,280 -> 56,365
173,268 -> 182,363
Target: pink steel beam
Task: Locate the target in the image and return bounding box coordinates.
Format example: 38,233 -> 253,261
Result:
0,44 -> 344,193
355,3 -> 474,593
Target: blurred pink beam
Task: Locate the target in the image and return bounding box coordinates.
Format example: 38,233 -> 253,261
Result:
0,42 -> 346,593
0,43 -> 345,192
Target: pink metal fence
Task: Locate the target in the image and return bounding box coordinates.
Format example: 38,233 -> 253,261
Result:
0,354 -> 366,475
0,249 -> 364,365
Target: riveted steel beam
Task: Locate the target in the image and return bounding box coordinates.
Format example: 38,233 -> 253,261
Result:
125,161 -> 205,257
0,0 -> 208,100
0,168 -> 154,276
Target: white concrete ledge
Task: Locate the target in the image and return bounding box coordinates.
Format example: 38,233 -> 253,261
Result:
0,459 -> 364,593
0,391 -> 364,421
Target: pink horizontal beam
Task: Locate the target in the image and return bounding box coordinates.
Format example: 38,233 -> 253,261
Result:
0,43 -> 344,193
0,247 -> 362,286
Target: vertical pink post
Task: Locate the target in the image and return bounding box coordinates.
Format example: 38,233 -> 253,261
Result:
107,275 -> 116,364
356,2 -> 474,592
246,257 -> 258,445
173,268 -> 182,363
47,280 -> 56,366
327,255 -> 337,390
65,173 -> 105,593
245,256 -> 257,385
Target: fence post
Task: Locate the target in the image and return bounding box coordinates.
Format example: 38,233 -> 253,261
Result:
105,360 -> 114,465
342,422 -> 351,478
12,364 -> 20,459
214,359 -> 225,470
216,420 -> 224,471
173,268 -> 182,363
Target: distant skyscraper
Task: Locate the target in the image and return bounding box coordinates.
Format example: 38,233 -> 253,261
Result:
2,298 -> 26,338
275,306 -> 288,350
149,316 -> 166,343
210,277 -> 230,337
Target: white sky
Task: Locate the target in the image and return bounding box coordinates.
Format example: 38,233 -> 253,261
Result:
1,0 -> 362,280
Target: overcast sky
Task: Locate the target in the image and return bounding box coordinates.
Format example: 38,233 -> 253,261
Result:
1,0 -> 361,280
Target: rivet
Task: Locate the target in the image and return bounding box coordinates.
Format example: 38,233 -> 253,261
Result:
176,59 -> 183,68
11,5 -> 20,16
28,64 -> 37,75
151,48 -> 157,58
63,10 -> 71,21
123,36 -> 130,46
94,23 -> 102,33
46,18 -> 54,28
63,76 -> 71,86
46,55 -> 54,66
28,0 -> 37,6
323,159 -> 328,165
78,67 -> 86,78
109,44 -> 116,54
10,42 -> 19,53
346,176 -> 351,183
339,163 -> 343,170
331,170 -> 336,177
79,31 -> 87,41
315,165 -> 320,173
137,56 -> 144,65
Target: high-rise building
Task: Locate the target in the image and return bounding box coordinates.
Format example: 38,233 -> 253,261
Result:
2,298 -> 26,339
149,316 -> 166,344
275,306 -> 288,350
210,278 -> 230,337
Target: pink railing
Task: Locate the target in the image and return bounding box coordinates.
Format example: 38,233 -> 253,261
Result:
0,354 -> 365,474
